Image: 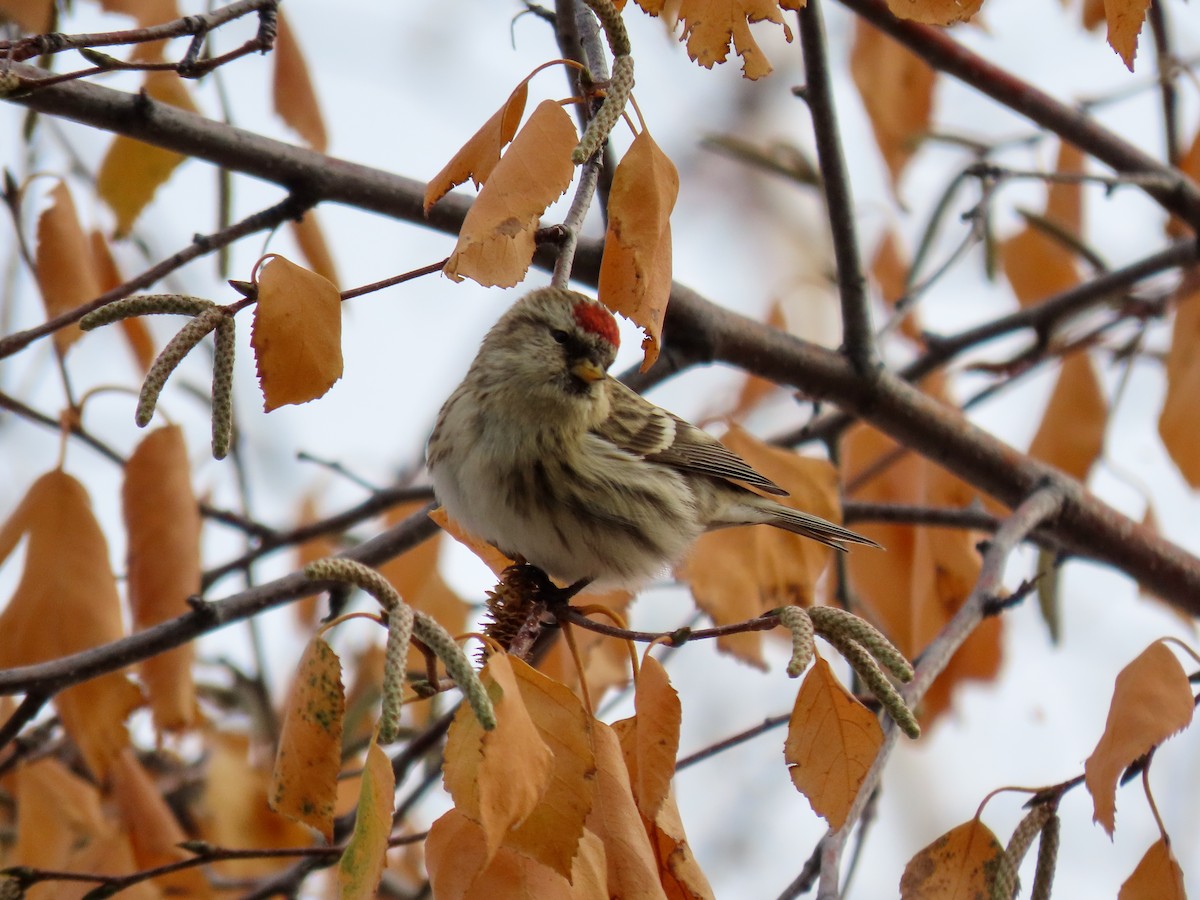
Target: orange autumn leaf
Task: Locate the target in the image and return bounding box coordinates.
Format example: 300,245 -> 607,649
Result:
426,808 -> 608,898
88,230 -> 156,373
645,790 -> 716,899
899,818 -> 1006,898
424,81 -> 530,212
538,587 -> 634,703
1081,0 -> 1106,29
444,653 -> 555,861
442,99 -> 577,288
1118,837 -> 1187,900
13,758 -> 109,873
429,505 -> 515,576
784,656 -> 883,829
123,425 -> 201,731
290,209 -> 341,287
0,0 -> 54,31
109,748 -> 208,896
678,425 -> 842,668
97,69 -> 199,235
1028,353 -> 1108,482
1105,0 -> 1151,70
0,470 -> 141,779
98,0 -> 179,27
251,254 -> 343,411
636,0 -> 802,80
338,740 -> 397,900
1084,640 -> 1193,835
850,20 -> 935,187
273,11 -> 327,152
586,721 -> 668,898
613,655 -> 681,820
444,655 -> 585,877
598,128 -> 679,370
1158,283 -> 1200,487
270,636 -> 345,841
35,180 -> 101,355
886,0 -> 982,24
1002,141 -> 1086,307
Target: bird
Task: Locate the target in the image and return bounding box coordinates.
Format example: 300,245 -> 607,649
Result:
426,286 -> 877,590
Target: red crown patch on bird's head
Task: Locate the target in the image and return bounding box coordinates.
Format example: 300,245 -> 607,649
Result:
573,301 -> 620,350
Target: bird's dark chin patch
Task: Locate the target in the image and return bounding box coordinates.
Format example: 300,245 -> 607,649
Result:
563,376 -> 596,396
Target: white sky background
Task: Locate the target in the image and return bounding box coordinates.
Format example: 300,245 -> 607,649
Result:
3,0 -> 1200,896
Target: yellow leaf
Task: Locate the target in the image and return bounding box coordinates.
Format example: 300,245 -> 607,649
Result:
273,11 -> 327,152
679,426 -> 842,667
35,181 -> 100,355
850,20 -> 935,187
1027,353 -> 1108,482
784,656 -> 883,829
442,99 -> 577,288
1118,837 -> 1187,900
899,818 -> 1006,899
109,748 -> 209,896
289,209 -> 340,287
425,81 -> 530,212
1158,283 -> 1200,486
598,128 -> 679,370
0,470 -> 141,779
338,740 -> 397,899
586,721 -> 667,899
1105,0 -> 1151,70
444,656 -> 589,878
637,0 -> 801,80
97,70 -> 198,235
269,636 -> 345,841
123,425 -> 201,731
614,655 -> 681,820
886,0 -> 982,25
251,254 -> 344,411
1084,640 -> 1193,835
0,0 -> 54,32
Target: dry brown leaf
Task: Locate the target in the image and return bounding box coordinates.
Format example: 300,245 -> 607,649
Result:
1105,0 -> 1151,70
1002,141 -> 1085,306
251,254 -> 343,411
123,425 -> 201,731
1158,283 -> 1200,487
0,0 -> 54,31
850,19 -> 935,187
586,720 -> 668,899
636,0 -> 802,80
97,70 -> 199,235
678,425 -> 842,667
442,99 -> 577,288
1118,837 -> 1187,900
426,809 -> 608,898
269,635 -> 345,841
109,748 -> 209,896
1027,353 -> 1107,482
55,827 -> 159,900
444,655 -> 594,878
614,655 -> 681,820
338,740 -> 396,900
424,82 -> 530,212
289,209 -> 340,287
35,180 -> 100,355
598,128 -> 679,370
273,11 -> 327,152
1084,640 -> 1193,835
645,789 -> 716,899
899,818 -> 1006,898
0,470 -> 141,779
784,656 -> 883,829
199,733 -> 314,879
444,654 -> 555,861
13,758 -> 109,873
885,0 -> 982,24
1081,0 -> 1106,29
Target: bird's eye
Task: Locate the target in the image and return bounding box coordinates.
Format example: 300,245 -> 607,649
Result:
551,329 -> 569,344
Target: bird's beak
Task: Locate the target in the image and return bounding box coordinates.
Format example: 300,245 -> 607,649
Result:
571,360 -> 606,383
